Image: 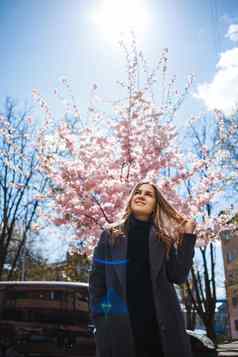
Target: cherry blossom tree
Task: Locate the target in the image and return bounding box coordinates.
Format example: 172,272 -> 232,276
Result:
34,37 -> 234,258
34,39 -> 199,256
180,113 -> 235,243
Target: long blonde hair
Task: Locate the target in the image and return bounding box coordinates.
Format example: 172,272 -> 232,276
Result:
107,181 -> 188,255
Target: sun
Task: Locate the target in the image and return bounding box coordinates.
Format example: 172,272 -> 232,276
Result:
93,0 -> 149,41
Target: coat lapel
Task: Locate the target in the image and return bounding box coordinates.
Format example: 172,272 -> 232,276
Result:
149,226 -> 165,277
109,226 -> 165,298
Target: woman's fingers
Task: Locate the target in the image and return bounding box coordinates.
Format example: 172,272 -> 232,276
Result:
184,220 -> 196,234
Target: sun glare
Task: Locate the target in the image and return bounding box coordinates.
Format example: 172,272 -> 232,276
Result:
93,0 -> 149,41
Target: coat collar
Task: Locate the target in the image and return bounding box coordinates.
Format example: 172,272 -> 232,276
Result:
109,226 -> 165,299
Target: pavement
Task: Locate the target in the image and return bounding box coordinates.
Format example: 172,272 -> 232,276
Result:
218,340 -> 238,356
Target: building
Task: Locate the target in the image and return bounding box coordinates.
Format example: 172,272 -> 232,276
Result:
215,301 -> 228,335
221,215 -> 238,339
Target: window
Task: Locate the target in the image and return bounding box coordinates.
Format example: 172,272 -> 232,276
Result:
232,296 -> 238,306
226,250 -> 238,263
234,320 -> 238,331
50,291 -> 64,301
227,271 -> 234,285
221,231 -> 231,241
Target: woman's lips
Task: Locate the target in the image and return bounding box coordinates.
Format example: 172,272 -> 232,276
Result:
135,201 -> 145,205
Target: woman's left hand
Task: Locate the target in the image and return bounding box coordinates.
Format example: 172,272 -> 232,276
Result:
183,219 -> 196,234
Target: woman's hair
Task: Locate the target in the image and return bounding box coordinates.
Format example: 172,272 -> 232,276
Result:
106,181 -> 188,255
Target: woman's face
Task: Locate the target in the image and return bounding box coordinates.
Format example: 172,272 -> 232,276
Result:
130,183 -> 157,221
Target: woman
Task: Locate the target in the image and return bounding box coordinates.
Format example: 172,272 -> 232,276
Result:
89,181 -> 196,357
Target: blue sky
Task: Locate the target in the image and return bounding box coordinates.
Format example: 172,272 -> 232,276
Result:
1,0 -> 238,297
1,0 -> 238,119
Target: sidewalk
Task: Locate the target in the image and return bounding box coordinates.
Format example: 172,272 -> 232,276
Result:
218,340 -> 238,356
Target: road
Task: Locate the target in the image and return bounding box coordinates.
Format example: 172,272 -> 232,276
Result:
218,340 -> 238,356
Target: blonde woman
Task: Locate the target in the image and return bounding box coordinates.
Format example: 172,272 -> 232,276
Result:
89,181 -> 196,357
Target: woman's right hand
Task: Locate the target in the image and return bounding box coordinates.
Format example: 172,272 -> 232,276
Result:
183,219 -> 196,234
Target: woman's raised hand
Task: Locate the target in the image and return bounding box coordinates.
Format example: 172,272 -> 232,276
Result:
183,219 -> 196,234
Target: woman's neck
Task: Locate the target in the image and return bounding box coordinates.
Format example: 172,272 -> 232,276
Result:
132,213 -> 150,222
131,213 -> 152,224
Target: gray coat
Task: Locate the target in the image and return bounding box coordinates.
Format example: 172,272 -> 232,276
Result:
89,225 -> 196,357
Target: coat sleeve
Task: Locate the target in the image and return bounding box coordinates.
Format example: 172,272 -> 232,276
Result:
88,230 -> 108,324
165,233 -> 196,285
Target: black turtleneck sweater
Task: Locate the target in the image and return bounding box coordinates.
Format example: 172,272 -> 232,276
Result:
126,215 -> 163,356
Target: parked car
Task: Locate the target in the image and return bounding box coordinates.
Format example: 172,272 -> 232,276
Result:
187,329 -> 218,357
0,281 -> 217,357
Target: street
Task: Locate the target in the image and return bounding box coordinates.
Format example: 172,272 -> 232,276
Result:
218,340 -> 238,356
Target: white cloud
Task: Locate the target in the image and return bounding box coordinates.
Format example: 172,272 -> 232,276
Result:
226,24 -> 238,42
195,47 -> 238,116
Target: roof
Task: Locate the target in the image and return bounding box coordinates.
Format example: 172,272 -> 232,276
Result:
0,281 -> 89,288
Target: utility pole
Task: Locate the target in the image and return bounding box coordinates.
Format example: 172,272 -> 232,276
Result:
21,230 -> 27,281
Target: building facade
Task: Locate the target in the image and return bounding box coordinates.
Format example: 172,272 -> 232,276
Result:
221,223 -> 238,339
